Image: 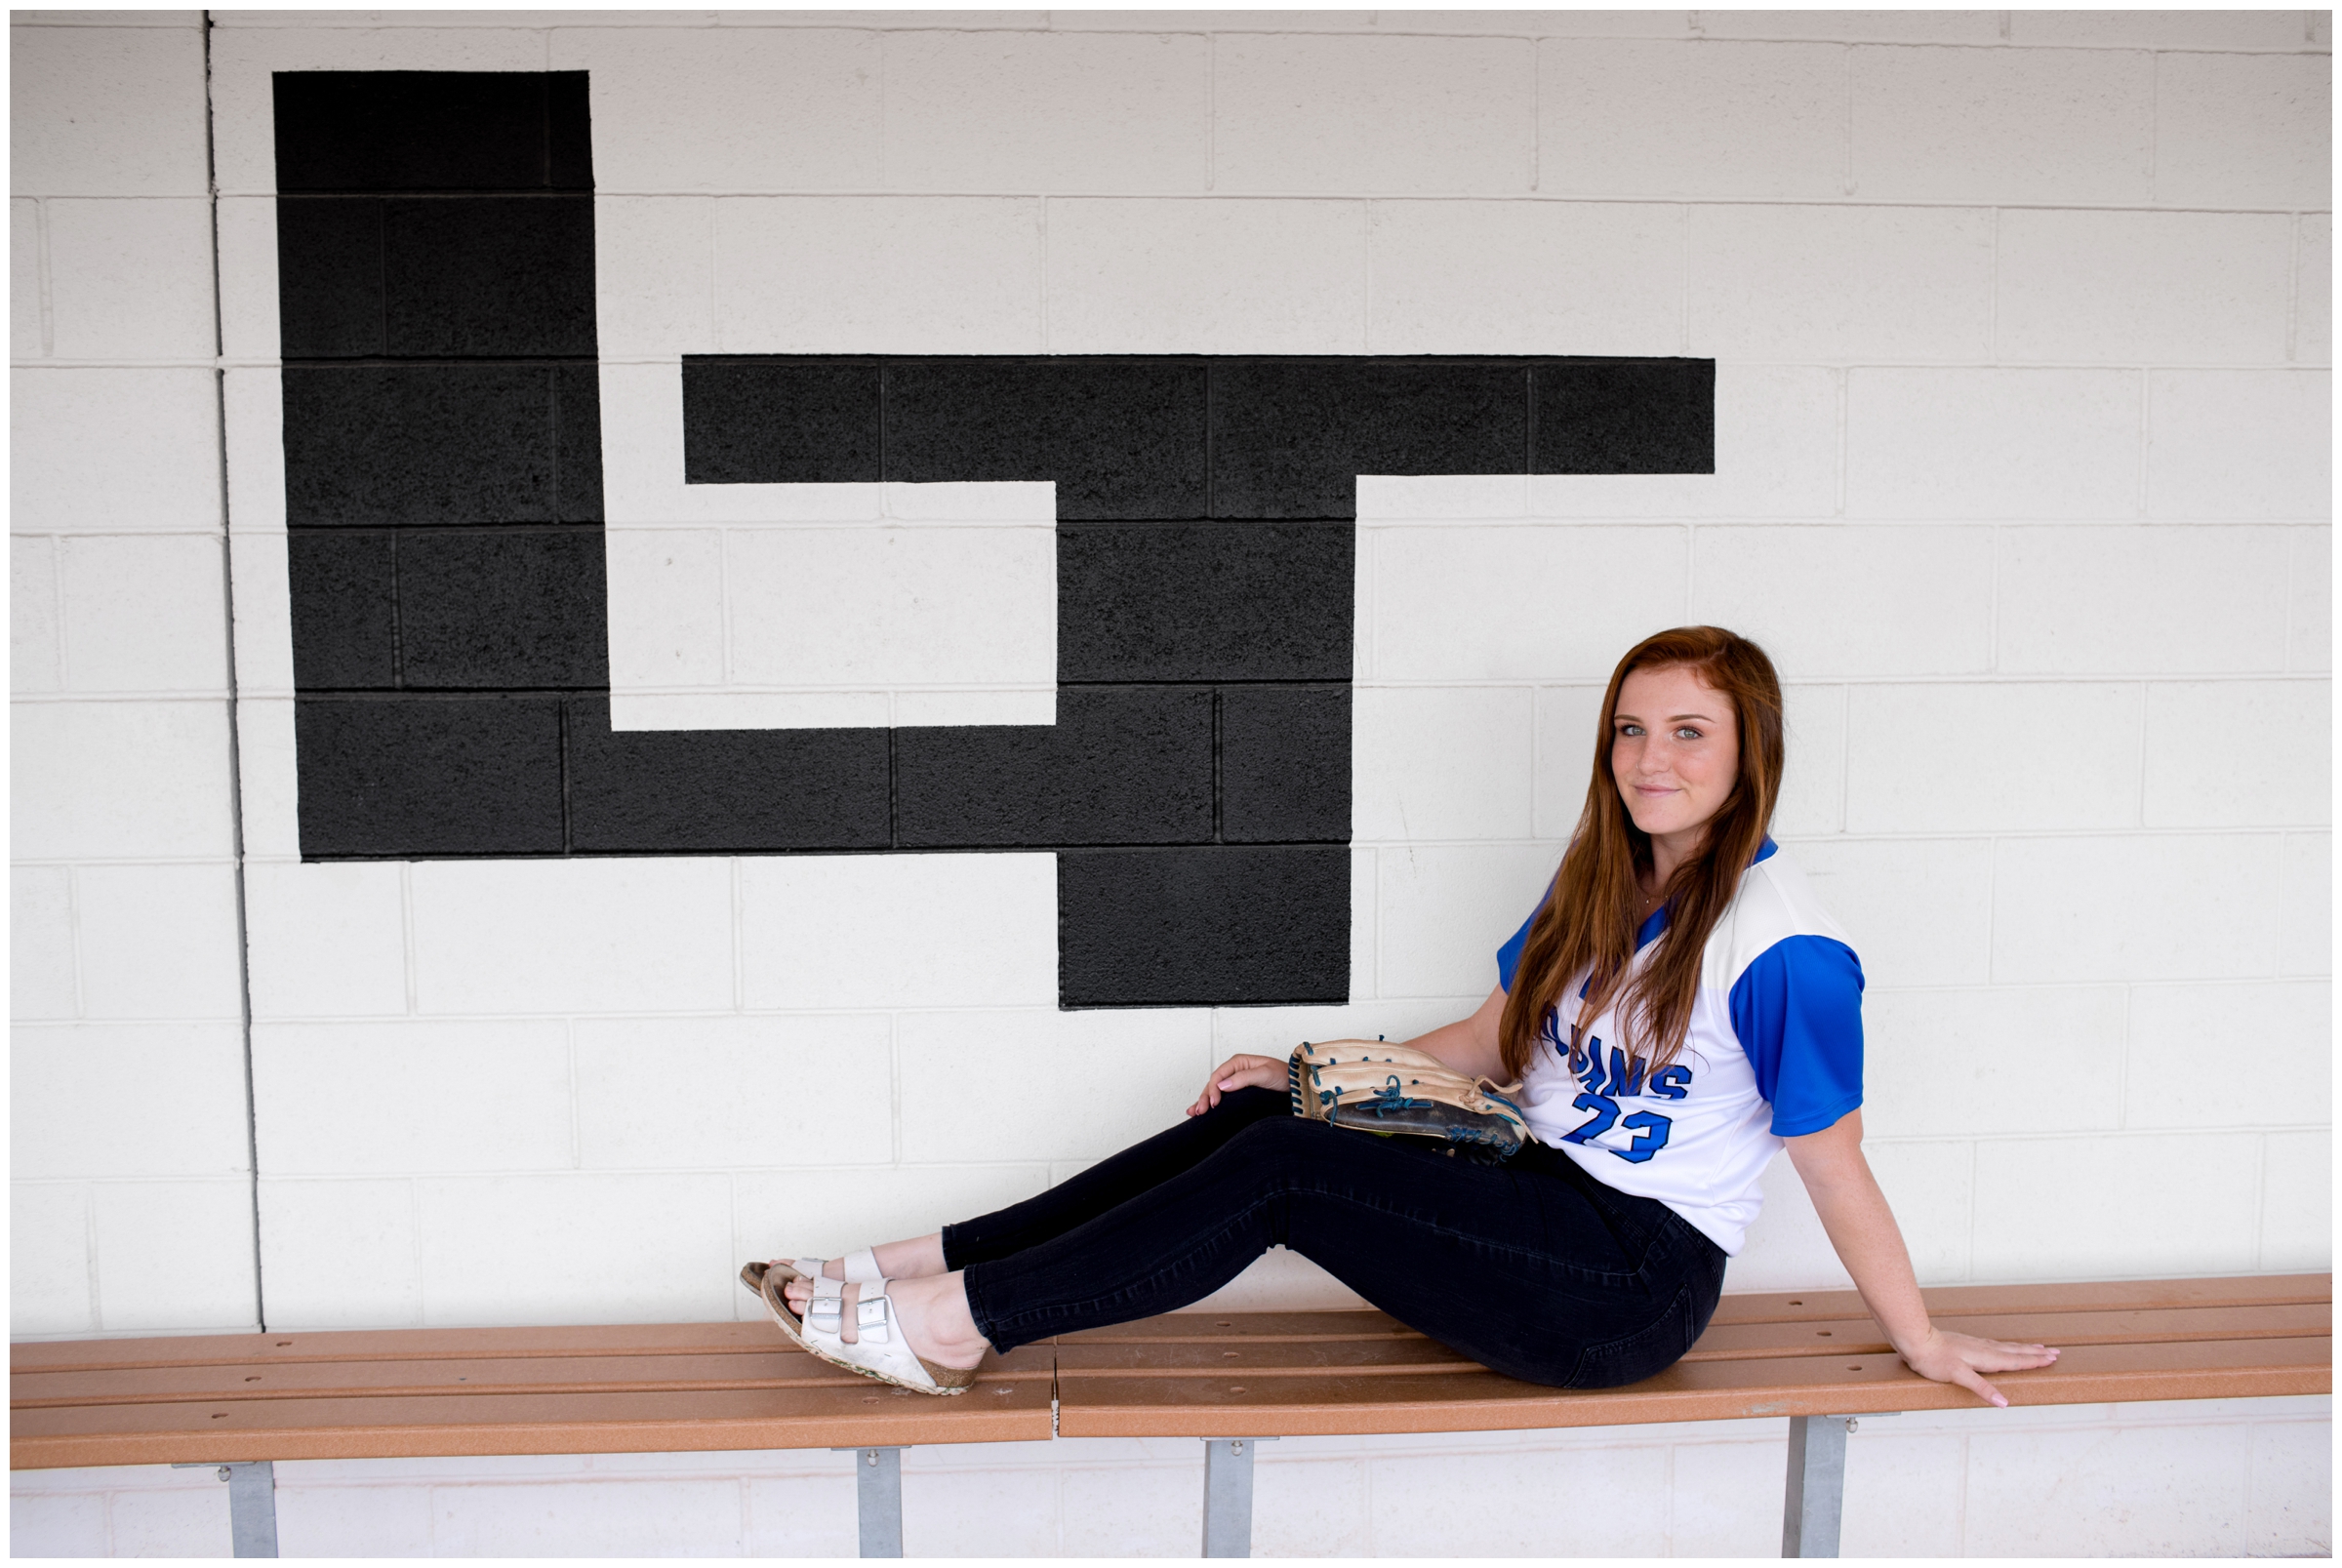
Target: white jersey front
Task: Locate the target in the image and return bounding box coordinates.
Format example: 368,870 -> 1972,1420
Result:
1496,841 -> 1864,1255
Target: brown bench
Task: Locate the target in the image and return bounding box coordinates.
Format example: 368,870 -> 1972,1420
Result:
13,1273 -> 2328,1558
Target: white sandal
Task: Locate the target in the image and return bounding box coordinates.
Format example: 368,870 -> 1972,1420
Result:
755,1267 -> 977,1396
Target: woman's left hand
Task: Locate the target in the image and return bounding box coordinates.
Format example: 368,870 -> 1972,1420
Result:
1187,1054 -> 1286,1117
1896,1325 -> 2060,1408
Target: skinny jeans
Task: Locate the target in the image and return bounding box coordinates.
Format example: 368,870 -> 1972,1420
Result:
943,1087 -> 1727,1390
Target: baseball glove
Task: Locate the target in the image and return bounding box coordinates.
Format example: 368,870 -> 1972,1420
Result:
1288,1039 -> 1530,1162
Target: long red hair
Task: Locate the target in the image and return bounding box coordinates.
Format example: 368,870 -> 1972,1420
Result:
1497,626 -> 1786,1079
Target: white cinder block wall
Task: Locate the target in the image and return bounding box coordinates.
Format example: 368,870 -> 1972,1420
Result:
10,12 -> 260,1343
10,8 -> 2331,1557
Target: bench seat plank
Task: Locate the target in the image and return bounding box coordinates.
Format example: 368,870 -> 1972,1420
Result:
9,1321 -> 791,1374
33,1303 -> 2308,1411
1710,1274 -> 2331,1325
1050,1304 -> 2329,1376
1684,1303 -> 2334,1361
1054,1335 -> 2333,1438
11,1378 -> 1057,1470
14,1346 -> 1056,1409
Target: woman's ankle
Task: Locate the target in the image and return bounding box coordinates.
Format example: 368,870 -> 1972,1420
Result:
898,1272 -> 989,1368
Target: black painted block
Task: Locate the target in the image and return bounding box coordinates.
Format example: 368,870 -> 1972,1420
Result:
681,360 -> 882,484
546,73 -> 595,191
275,198 -> 384,358
295,696 -> 564,857
273,71 -> 592,193
896,690 -> 1214,848
282,365 -> 558,526
1210,360 -> 1527,518
1533,360 -> 1715,474
396,529 -> 608,689
553,364 -> 604,523
286,531 -> 397,690
1058,521 -> 1352,683
383,195 -> 598,357
884,359 -> 1208,520
1059,846 -> 1349,1007
1220,686 -> 1352,844
565,697 -> 891,853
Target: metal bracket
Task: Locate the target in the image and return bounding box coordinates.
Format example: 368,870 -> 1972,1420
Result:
170,1461 -> 278,1557
1781,1415 -> 1853,1557
1201,1436 -> 1276,1558
830,1446 -> 904,1557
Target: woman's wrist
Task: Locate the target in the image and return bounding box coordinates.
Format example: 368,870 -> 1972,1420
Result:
1887,1320 -> 1941,1361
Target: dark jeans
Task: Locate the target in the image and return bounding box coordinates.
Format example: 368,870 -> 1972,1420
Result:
943,1087 -> 1727,1389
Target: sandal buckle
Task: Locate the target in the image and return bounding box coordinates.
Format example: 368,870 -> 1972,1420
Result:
856,1296 -> 891,1343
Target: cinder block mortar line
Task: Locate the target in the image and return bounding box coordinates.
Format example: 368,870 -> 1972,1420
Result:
17,354 -> 247,369
2250,1134 -> 2272,1273
2115,985 -> 2133,1133
174,11 -> 2338,49
2148,45 -> 2164,202
60,864 -> 89,1019
566,1021 -> 582,1170
729,859 -> 745,1012
889,1012 -> 904,1164
394,862 -> 421,1015
47,536 -> 74,690
715,527 -> 736,686
1988,206 -> 2003,360
1841,42 -> 1856,197
1676,204 -> 1691,352
196,4 -> 268,1335
75,1180 -> 101,1337
1355,672 -> 2326,688
2288,213 -> 2307,362
205,186 -> 2335,217
1191,30 -> 1216,192
33,195 -> 55,357
1987,526 -> 2003,674
614,681 -> 1058,695
197,353 -> 2342,382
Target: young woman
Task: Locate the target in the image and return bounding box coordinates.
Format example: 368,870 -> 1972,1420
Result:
747,626 -> 2059,1405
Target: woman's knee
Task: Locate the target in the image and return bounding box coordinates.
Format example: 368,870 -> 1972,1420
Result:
1199,1085 -> 1290,1130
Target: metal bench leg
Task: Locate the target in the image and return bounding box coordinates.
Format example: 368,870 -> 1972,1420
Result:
842,1446 -> 903,1558
1202,1437 -> 1273,1558
173,1462 -> 278,1557
226,1462 -> 280,1558
1782,1416 -> 1849,1558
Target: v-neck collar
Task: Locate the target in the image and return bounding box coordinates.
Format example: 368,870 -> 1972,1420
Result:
1636,836 -> 1777,950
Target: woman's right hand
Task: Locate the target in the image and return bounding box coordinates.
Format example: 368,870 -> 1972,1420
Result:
1187,1054 -> 1286,1117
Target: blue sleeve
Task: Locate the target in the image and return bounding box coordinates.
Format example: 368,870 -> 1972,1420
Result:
1496,907 -> 1538,993
1728,936 -> 1865,1138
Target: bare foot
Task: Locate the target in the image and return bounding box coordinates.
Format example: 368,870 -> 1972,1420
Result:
781,1271 -> 989,1372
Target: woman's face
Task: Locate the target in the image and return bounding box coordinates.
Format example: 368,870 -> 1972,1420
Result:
1610,663 -> 1740,851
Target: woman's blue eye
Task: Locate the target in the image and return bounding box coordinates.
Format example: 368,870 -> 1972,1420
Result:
1619,723 -> 1644,736
1675,727 -> 1702,741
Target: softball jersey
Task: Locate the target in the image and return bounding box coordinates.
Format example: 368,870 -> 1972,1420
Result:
1495,839 -> 1864,1255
